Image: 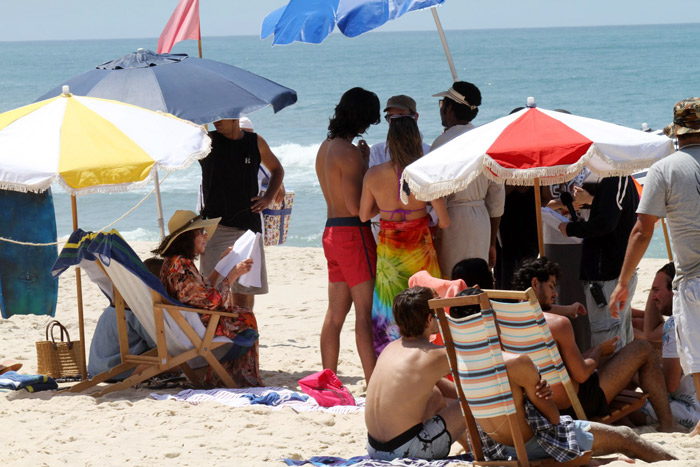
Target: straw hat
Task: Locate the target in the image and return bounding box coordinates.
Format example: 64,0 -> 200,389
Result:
0,359 -> 22,375
158,210 -> 221,254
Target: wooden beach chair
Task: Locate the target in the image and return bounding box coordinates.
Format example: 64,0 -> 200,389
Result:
483,288 -> 648,425
54,230 -> 248,397
429,293 -> 591,466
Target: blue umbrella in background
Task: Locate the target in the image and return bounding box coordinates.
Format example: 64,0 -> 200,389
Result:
261,0 -> 458,81
37,49 -> 297,239
37,48 -> 298,125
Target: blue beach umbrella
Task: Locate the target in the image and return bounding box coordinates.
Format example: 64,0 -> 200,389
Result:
261,0 -> 458,80
37,49 -> 298,125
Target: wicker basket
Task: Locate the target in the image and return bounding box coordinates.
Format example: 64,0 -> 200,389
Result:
36,320 -> 82,378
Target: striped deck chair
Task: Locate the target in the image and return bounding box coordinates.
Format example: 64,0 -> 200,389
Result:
484,288 -> 647,425
52,229 -> 256,397
429,293 -> 591,466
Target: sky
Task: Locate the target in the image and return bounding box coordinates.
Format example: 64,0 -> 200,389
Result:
1,0 -> 699,42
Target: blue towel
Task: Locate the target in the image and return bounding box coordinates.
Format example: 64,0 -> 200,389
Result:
281,454 -> 473,466
0,371 -> 58,392
282,456 -> 369,466
243,391 -> 308,406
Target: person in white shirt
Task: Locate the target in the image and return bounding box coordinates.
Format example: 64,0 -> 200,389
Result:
430,82 -> 505,275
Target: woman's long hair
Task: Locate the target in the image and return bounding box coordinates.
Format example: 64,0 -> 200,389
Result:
153,230 -> 198,259
387,116 -> 423,170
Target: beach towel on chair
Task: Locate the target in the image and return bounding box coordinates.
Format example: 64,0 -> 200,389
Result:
372,217 -> 441,355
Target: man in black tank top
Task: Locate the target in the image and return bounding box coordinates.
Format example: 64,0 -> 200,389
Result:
199,119 -> 284,313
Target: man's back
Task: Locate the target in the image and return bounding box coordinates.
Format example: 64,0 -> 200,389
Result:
365,338 -> 448,442
638,147 -> 700,283
316,138 -> 364,218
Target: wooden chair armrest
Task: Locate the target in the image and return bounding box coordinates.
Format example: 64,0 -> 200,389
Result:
158,303 -> 242,319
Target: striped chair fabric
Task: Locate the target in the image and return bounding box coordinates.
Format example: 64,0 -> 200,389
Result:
440,308 -> 517,419
489,298 -> 571,390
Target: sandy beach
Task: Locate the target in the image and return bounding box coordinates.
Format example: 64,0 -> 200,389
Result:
1,244 -> 699,466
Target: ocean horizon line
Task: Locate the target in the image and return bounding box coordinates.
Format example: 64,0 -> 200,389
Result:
2,21 -> 698,44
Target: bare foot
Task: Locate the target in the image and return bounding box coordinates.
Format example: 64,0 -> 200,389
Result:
690,420 -> 700,437
659,421 -> 685,433
590,455 -> 635,465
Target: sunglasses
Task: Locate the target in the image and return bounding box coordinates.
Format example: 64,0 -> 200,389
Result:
385,113 -> 417,123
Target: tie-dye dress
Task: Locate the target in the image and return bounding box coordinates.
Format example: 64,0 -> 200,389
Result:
372,216 -> 442,355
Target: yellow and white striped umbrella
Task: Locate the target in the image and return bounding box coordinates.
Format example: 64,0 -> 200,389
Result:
0,87 -> 211,194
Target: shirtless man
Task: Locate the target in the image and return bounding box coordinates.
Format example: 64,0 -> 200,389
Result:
365,286 -> 466,460
513,257 -> 678,432
316,87 -> 381,383
366,286 -> 675,462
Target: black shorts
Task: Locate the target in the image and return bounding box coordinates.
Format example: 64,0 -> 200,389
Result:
561,371 -> 610,418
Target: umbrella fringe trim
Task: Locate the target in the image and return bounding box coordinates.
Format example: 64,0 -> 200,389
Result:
54,144 -> 211,197
402,167 -> 485,202
403,144 -> 665,201
480,153 -> 594,186
0,181 -> 52,194
54,177 -> 154,197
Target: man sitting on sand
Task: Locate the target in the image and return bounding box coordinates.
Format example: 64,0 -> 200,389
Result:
364,286 -> 467,460
512,257 -> 678,431
452,288 -> 677,463
637,263 -> 700,434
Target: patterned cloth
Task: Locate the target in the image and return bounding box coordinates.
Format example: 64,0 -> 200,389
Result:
282,454 -> 473,466
372,216 -> 441,355
150,387 -> 365,414
161,255 -> 262,387
476,399 -> 584,462
643,316 -> 700,430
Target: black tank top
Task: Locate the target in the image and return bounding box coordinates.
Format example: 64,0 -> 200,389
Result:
200,131 -> 262,232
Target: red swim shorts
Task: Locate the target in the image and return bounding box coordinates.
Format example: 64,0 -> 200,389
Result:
322,217 -> 377,288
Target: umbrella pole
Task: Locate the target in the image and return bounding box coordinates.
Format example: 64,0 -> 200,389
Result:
198,39 -> 203,59
154,170 -> 166,240
430,7 -> 458,82
661,218 -> 673,262
71,195 -> 88,380
533,178 -> 545,257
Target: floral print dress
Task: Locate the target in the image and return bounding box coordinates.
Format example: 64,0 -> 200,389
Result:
160,255 -> 262,387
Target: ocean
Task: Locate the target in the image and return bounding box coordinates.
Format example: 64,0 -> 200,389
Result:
2,23 -> 698,258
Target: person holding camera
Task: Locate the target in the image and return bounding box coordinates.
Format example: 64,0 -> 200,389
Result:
558,175 -> 639,353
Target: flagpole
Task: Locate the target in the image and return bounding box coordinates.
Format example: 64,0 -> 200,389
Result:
430,7 -> 458,82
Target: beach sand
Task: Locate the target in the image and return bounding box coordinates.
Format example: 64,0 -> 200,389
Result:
1,244 -> 699,466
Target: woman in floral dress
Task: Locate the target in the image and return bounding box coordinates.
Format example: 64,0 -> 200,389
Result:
155,210 -> 262,387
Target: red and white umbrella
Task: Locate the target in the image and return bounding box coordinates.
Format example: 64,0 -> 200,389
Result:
403,103 -> 675,254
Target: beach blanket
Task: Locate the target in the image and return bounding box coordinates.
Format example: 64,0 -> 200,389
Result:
0,371 -> 58,392
281,454 -> 473,466
372,217 -> 441,355
150,387 -> 365,414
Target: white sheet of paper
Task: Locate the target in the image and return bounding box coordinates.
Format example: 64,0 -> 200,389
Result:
541,207 -> 570,228
541,207 -> 582,245
214,230 -> 262,288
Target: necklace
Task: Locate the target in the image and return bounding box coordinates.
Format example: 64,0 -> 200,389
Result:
679,143 -> 700,150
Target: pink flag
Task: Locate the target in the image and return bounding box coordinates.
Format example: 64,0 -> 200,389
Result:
157,0 -> 201,54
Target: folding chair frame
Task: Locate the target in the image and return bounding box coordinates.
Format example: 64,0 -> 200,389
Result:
483,288 -> 648,425
430,293 -> 592,467
69,262 -> 241,397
